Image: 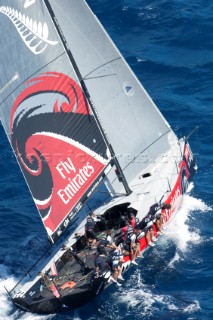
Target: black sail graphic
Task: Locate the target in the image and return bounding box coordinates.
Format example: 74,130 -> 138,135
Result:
0,1 -> 110,242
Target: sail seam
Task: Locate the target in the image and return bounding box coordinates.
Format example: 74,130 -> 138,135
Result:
83,57 -> 121,80
84,74 -> 117,80
0,52 -> 66,107
122,129 -> 172,172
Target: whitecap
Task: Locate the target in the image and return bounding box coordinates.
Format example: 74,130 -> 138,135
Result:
183,300 -> 201,313
162,191 -> 211,252
0,274 -> 18,319
0,271 -> 53,320
168,252 -> 180,268
117,274 -> 178,316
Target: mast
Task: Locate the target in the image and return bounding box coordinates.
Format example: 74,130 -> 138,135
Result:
43,0 -> 132,196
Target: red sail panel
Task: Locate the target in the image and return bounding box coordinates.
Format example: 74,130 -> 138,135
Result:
10,72 -> 110,239
23,133 -> 107,234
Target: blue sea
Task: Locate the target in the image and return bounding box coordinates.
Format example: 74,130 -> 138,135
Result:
0,0 -> 212,319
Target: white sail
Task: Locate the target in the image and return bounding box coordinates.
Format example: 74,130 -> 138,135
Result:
48,0 -> 177,185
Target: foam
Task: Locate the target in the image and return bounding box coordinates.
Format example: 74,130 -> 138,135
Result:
117,273 -> 201,318
0,266 -> 15,318
9,311 -> 53,320
168,252 -> 180,268
116,191 -> 210,317
117,273 -> 177,316
183,300 -> 201,313
0,270 -> 53,320
117,283 -> 181,317
163,189 -> 211,252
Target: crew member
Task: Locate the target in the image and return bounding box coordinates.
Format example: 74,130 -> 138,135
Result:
109,248 -> 125,282
114,220 -> 133,246
129,212 -> 137,228
97,229 -> 118,254
122,229 -> 140,265
138,213 -> 156,247
85,212 -> 98,248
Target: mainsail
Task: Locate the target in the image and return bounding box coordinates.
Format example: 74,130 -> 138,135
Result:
0,1 -> 112,242
47,0 -> 178,185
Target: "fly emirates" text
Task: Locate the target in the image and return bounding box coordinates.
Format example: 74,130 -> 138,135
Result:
56,158 -> 94,205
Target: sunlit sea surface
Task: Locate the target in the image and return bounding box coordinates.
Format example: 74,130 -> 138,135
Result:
0,1 -> 212,319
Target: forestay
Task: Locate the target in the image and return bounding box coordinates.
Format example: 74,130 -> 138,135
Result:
0,0 -> 111,242
48,0 -> 178,185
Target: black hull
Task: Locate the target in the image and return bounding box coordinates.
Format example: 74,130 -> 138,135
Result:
15,296 -> 62,314
14,276 -> 106,314
61,277 -> 105,309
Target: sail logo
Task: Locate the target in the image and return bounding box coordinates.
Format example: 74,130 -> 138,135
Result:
123,82 -> 135,96
163,185 -> 181,222
56,158 -> 95,205
10,72 -> 109,238
22,0 -> 36,8
0,6 -> 58,54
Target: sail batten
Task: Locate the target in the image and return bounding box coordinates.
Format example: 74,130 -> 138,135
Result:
121,129 -> 172,171
83,57 -> 122,80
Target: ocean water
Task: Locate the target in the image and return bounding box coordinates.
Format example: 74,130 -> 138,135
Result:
0,0 -> 213,319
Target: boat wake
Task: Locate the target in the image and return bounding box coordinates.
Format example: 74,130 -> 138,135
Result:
0,273 -> 52,320
103,190 -> 209,319
0,251 -> 53,320
164,188 -> 211,252
1,190 -> 210,320
108,272 -> 201,319
159,186 -> 211,274
0,265 -> 14,318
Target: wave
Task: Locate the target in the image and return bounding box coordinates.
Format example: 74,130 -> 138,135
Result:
114,272 -> 201,319
110,188 -> 210,319
0,272 -> 53,320
0,265 -> 51,320
0,254 -> 53,320
162,186 -> 211,252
